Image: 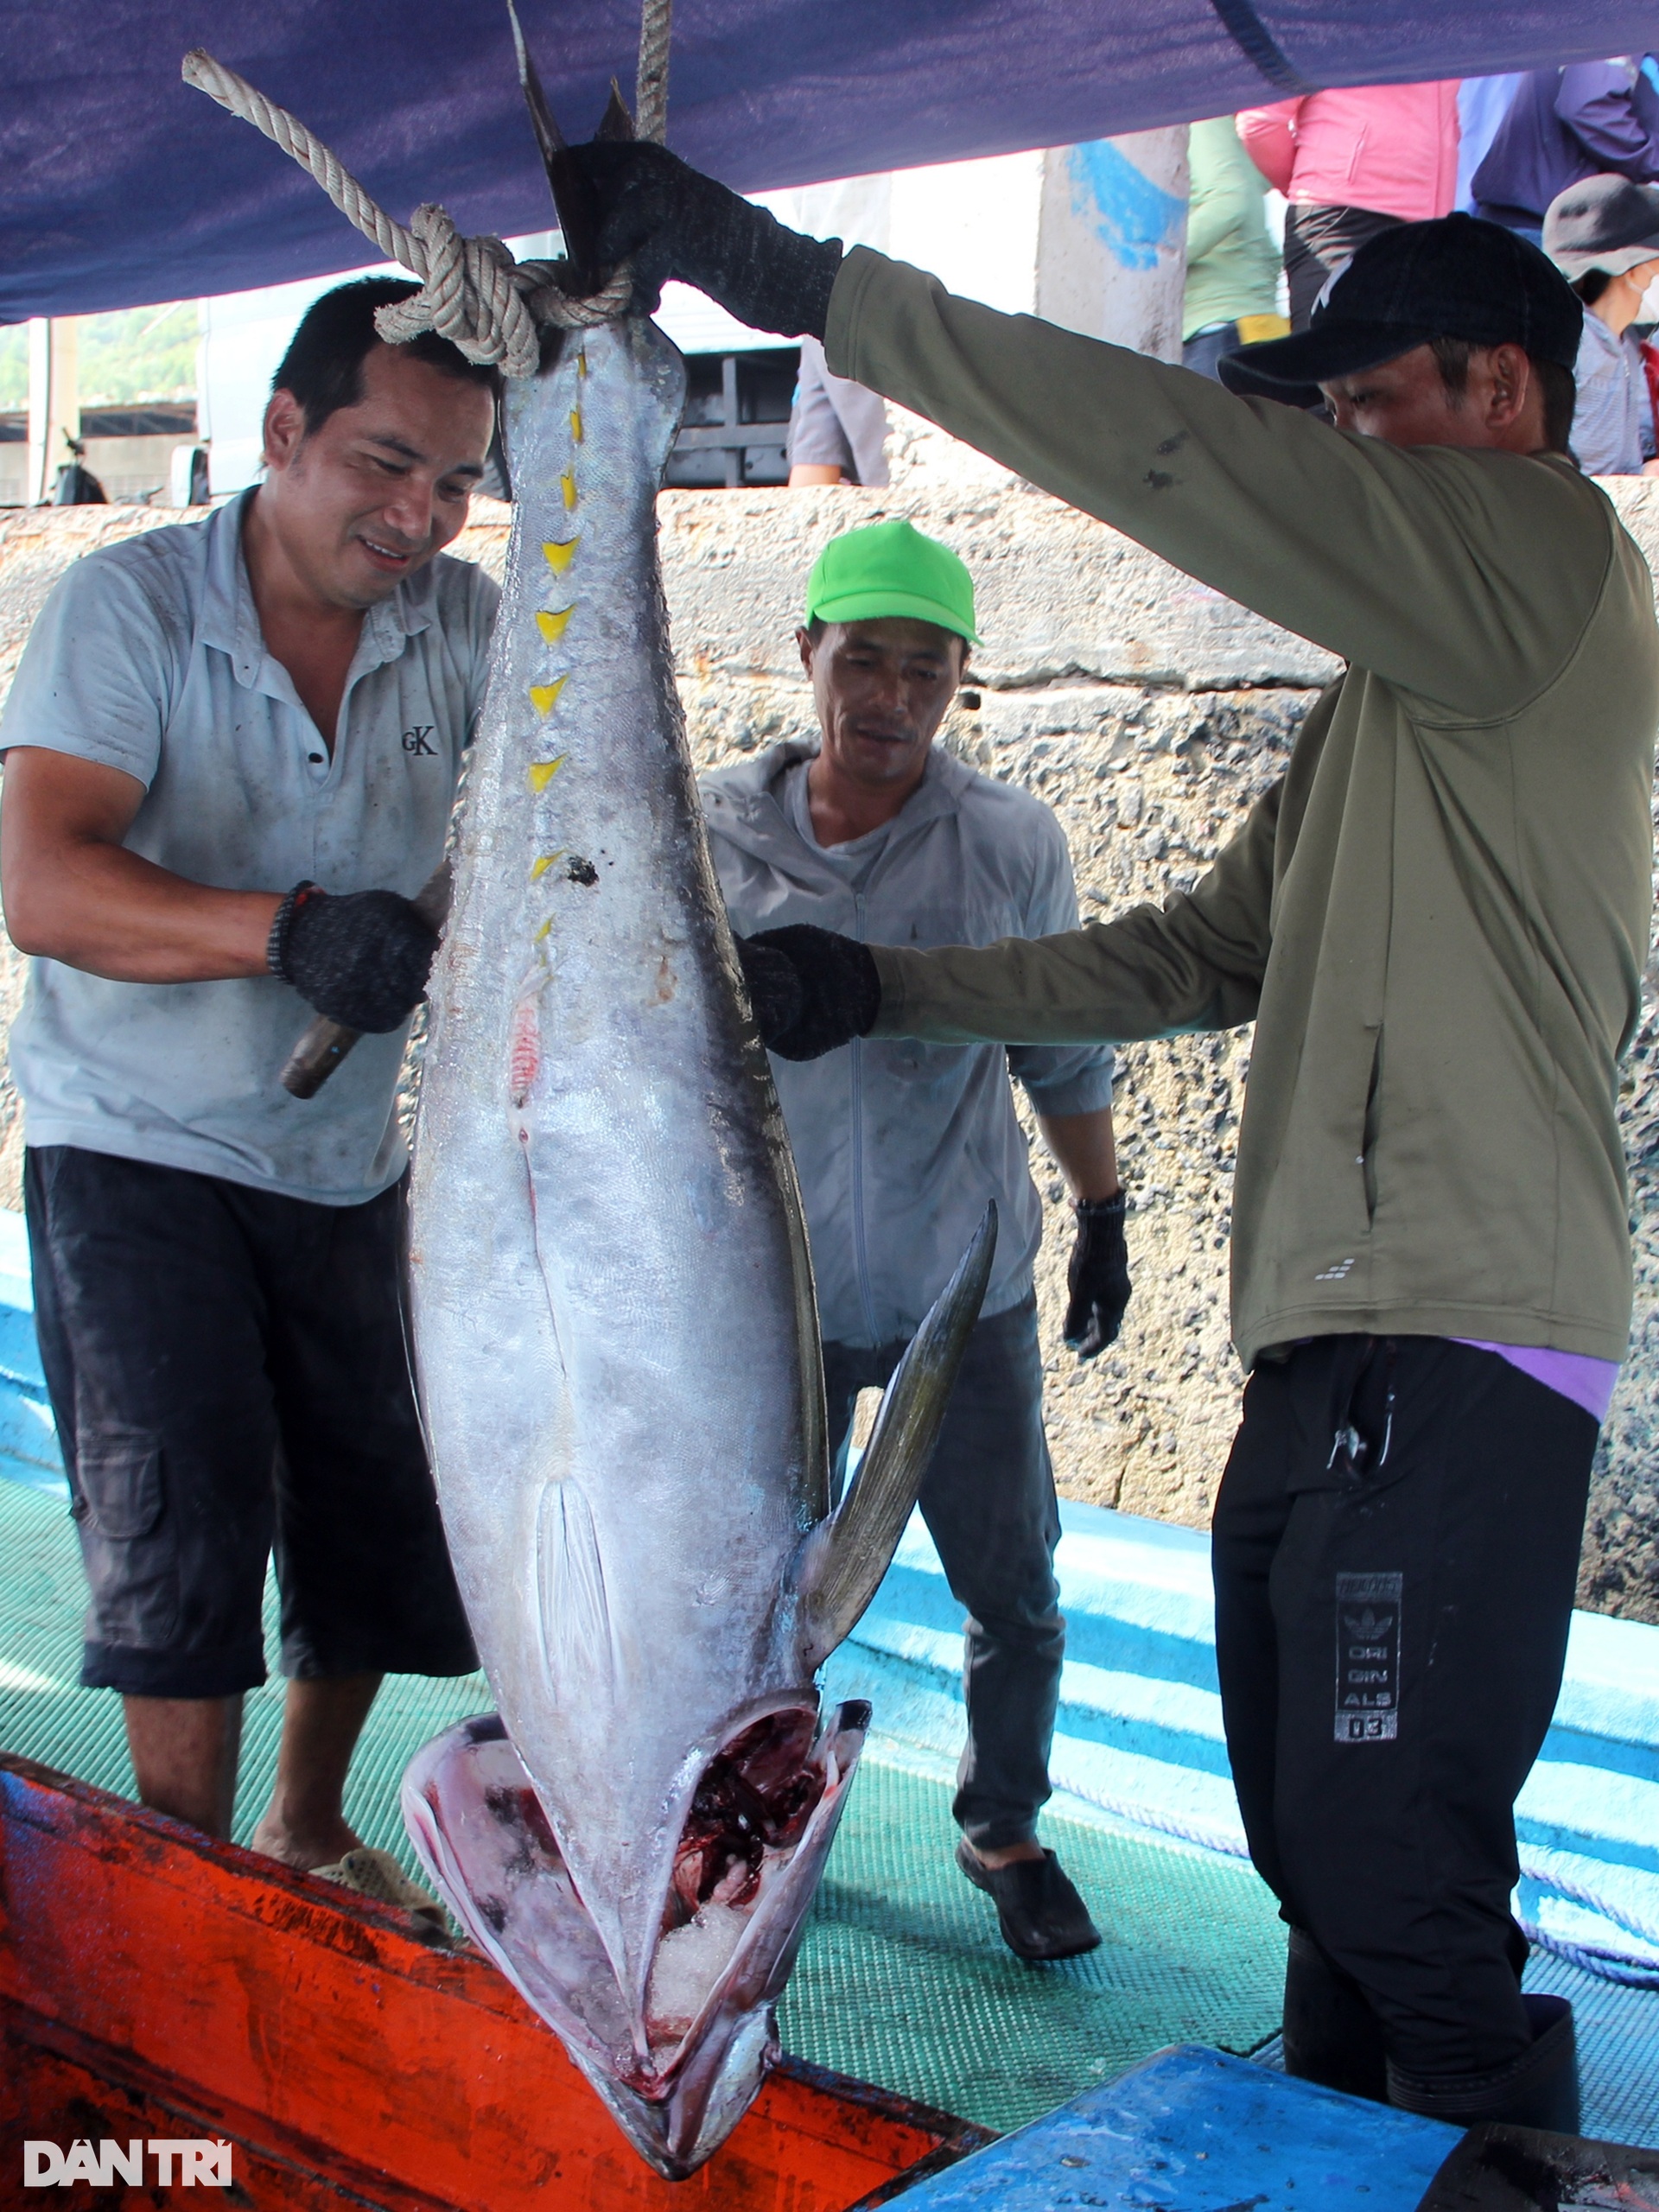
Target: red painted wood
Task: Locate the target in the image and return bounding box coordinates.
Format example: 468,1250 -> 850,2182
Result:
0,1754 -> 988,2210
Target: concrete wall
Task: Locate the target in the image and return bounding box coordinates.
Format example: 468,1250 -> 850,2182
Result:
1,474 -> 1657,1622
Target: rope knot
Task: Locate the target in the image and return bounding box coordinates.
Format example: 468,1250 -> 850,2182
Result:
374,204 -> 543,377
184,48 -> 644,372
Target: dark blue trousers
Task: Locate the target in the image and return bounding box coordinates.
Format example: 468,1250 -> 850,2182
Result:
823,1293 -> 1064,1853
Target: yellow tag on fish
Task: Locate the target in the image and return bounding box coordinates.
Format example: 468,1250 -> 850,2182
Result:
535,918 -> 554,941
536,607 -> 574,645
543,538 -> 578,574
577,348 -> 588,377
530,853 -> 562,880
529,678 -> 567,717
569,408 -> 583,443
560,472 -> 578,511
528,758 -> 564,792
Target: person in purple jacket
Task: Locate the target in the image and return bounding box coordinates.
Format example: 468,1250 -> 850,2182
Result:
1472,58 -> 1659,243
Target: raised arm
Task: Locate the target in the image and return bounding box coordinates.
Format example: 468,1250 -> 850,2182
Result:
571,143 -> 1608,719
1,747 -> 278,981
826,251 -> 1609,719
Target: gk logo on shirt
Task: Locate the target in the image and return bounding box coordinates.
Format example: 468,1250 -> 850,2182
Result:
401,725 -> 438,755
1333,1571 -> 1402,1742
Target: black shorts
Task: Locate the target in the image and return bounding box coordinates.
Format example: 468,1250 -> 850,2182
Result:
25,1145 -> 478,1699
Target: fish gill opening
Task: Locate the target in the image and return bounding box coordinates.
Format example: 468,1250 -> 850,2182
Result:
665,1707 -> 825,1925
644,1704 -> 828,2049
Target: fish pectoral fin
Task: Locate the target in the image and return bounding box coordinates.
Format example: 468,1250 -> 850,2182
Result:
791,1205 -> 997,1674
537,1478 -> 619,1693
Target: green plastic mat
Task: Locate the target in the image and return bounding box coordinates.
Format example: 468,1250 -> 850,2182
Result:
0,1476 -> 1285,2134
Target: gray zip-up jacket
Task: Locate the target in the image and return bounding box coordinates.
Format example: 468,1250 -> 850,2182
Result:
702,741 -> 1116,1346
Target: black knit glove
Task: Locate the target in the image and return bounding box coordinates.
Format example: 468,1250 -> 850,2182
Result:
564,142 -> 843,334
268,882 -> 439,1035
1064,1192 -> 1131,1359
734,926 -> 880,1061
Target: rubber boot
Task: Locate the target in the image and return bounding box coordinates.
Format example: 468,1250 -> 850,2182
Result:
1386,1994 -> 1580,2134
1281,1926 -> 1389,2103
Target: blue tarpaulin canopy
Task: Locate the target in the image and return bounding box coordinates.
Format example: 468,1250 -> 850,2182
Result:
1,1 -> 1654,322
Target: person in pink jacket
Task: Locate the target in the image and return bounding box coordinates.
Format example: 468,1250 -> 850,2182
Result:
1239,84 -> 1460,328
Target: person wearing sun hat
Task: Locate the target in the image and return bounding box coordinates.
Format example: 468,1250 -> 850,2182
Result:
700,517 -> 1127,1963
1544,174 -> 1659,474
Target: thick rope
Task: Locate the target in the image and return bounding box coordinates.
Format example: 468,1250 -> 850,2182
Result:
181,48 -> 632,372
634,0 -> 672,145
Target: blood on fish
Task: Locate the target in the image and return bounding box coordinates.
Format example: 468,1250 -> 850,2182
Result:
509,995 -> 542,1108
665,1708 -> 823,1927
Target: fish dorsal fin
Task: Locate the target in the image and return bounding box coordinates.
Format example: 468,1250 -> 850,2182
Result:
596,77 -> 637,140
791,1205 -> 996,1674
508,0 -> 567,168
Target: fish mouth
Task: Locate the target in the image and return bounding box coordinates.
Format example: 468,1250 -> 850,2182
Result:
659,1705 -> 826,1944
403,1698 -> 869,2178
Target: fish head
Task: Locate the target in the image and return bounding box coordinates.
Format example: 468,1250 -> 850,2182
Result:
404,1698 -> 869,2177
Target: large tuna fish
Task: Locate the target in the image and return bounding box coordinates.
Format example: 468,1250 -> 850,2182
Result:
400,43 -> 995,2179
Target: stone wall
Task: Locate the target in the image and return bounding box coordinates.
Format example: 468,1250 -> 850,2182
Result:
1,473 -> 1656,1619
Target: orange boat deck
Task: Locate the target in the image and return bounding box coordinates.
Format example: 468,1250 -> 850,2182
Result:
0,1752 -> 990,2209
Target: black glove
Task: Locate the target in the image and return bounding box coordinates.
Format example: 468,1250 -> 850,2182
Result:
1064,1191 -> 1131,1359
734,925 -> 880,1061
268,881 -> 439,1035
564,141 -> 843,334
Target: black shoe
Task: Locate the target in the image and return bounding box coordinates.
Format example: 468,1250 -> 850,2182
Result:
1387,1995 -> 1580,2133
1281,1926 -> 1389,2103
955,1840 -> 1102,1962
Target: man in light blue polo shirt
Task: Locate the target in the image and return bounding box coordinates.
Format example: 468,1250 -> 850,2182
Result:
0,279 -> 498,1883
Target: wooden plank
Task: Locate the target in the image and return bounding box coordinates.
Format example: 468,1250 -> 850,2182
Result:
1,1754 -> 988,2210
3,2011 -> 448,2209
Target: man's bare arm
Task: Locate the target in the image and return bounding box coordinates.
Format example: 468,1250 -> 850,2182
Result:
1,747 -> 280,982
1035,1106 -> 1121,1203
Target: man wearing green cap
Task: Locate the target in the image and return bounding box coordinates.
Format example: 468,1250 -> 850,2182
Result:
702,519 -> 1128,1962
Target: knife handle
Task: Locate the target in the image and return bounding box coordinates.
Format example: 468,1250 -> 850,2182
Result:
279,861 -> 453,1101
281,1017 -> 361,1098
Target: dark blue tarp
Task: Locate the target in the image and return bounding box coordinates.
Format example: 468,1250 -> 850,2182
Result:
1,1 -> 1653,321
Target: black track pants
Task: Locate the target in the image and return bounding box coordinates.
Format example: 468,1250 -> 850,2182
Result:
1211,1335 -> 1595,2080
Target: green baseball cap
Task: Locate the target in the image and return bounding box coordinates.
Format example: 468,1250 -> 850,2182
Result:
804,518 -> 979,645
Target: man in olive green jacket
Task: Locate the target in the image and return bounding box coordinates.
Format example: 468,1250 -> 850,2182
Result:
569,163 -> 1659,2133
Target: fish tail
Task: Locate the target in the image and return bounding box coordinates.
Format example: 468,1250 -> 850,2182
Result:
791,1205 -> 996,1673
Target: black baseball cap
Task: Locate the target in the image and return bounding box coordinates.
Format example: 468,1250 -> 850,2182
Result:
1218,213 -> 1583,408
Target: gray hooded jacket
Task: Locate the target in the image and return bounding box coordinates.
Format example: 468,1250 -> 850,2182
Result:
702,741 -> 1116,1346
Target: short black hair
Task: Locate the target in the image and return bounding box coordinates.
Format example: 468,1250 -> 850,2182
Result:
272,278 -> 504,436
1428,334 -> 1576,456
1572,269 -> 1615,308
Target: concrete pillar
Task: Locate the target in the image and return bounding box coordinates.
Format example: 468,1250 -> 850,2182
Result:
1036,128 -> 1190,361
27,319 -> 79,505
